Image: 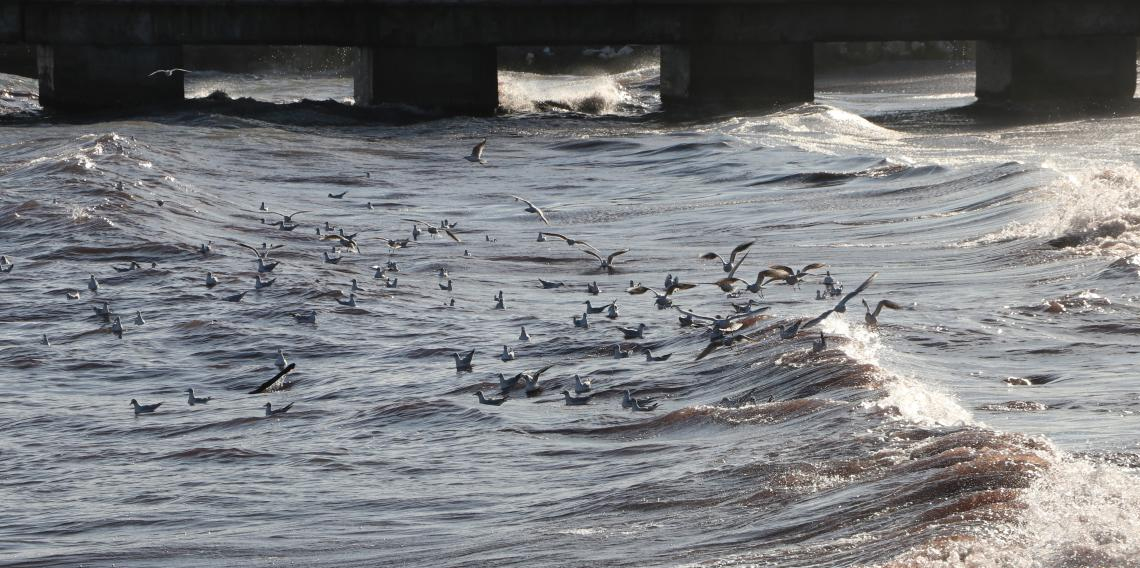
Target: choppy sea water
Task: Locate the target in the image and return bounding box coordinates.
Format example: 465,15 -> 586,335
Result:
1,62 -> 1139,567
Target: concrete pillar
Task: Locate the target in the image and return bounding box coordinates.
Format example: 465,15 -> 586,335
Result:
660,43 -> 814,110
976,37 -> 1137,103
37,45 -> 184,110
354,46 -> 498,115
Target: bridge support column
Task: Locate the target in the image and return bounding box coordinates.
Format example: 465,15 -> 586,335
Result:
37,45 -> 184,110
976,37 -> 1137,103
660,43 -> 813,110
354,46 -> 498,115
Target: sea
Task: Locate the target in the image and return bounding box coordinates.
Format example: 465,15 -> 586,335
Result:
1,57 -> 1139,567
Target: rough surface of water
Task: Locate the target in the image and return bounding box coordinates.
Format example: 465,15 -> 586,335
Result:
2,63 -> 1139,567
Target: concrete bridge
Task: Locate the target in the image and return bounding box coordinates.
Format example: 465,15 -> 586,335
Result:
3,0 -> 1140,112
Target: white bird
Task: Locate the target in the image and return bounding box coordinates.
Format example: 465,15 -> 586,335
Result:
66,290 -> 80,300
130,399 -> 162,415
133,311 -> 145,326
465,138 -> 487,164
148,68 -> 191,77
622,390 -> 658,409
205,272 -> 219,288
87,274 -> 99,293
613,344 -> 632,359
264,402 -> 294,416
509,195 -> 550,225
500,345 -> 516,361
583,248 -> 630,272
561,390 -> 595,406
186,388 -> 212,406
275,348 -> 288,369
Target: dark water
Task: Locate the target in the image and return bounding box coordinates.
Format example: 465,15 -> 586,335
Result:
2,63 -> 1139,567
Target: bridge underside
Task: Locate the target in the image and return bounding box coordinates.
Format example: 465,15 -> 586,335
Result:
29,37 -> 1140,113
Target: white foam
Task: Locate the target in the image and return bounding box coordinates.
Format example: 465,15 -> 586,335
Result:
498,70 -> 638,114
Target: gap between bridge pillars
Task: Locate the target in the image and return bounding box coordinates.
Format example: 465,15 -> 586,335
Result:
353,46 -> 498,115
660,43 -> 814,110
37,45 -> 184,110
976,37 -> 1137,103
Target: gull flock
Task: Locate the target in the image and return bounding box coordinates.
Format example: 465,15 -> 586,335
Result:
8,138 -> 904,417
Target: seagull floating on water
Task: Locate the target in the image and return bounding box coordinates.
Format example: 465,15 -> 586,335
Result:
130,399 -> 162,415
586,281 -> 600,295
111,316 -> 124,336
644,349 -> 672,362
452,349 -> 475,372
474,391 -> 508,405
612,344 -> 632,359
572,312 -> 589,329
617,323 -> 646,339
264,402 -> 294,416
328,191 -> 348,199
561,390 -> 595,406
290,310 -> 316,324
519,326 -> 531,341
275,348 -> 288,370
573,374 -> 591,394
133,311 -> 145,325
186,388 -> 212,406
222,291 -> 247,303
538,278 -> 564,289
41,334 -> 50,346
255,275 -> 276,289
500,345 -> 516,361
336,294 -> 357,307
205,272 -> 220,288
87,274 -> 99,293
67,290 -> 80,300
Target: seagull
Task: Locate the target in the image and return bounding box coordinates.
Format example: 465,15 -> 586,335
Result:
700,241 -> 755,273
538,278 -> 565,289
644,349 -> 672,362
498,372 -> 524,392
715,268 -> 786,296
586,281 -> 600,295
830,272 -> 878,314
275,348 -> 288,369
205,272 -> 220,288
766,262 -> 828,289
509,195 -> 550,225
731,299 -> 763,313
617,323 -> 647,339
222,291 -> 247,303
386,277 -> 399,288
379,237 -> 410,253
186,388 -> 212,406
322,234 -> 359,253
93,302 -> 113,319
328,191 -> 348,199
130,399 -> 162,415
626,282 -> 696,309
519,326 -> 531,341
523,374 -> 544,397
536,233 -> 547,242
199,242 -> 213,254
673,306 -> 769,332
349,279 -> 365,292
268,220 -> 299,231
439,280 -> 453,291
583,300 -> 613,314
66,290 -> 80,300
573,374 -> 591,394
612,344 -> 632,359
112,261 -> 142,273
630,398 -> 659,412
500,345 -> 516,362
133,311 -> 145,326
265,210 -> 310,224
111,317 -> 124,336
583,248 -> 630,272
235,242 -> 283,260
386,261 -> 399,272
41,334 -> 50,346
323,250 -> 342,264
561,390 -> 595,406
257,258 -> 279,273
863,298 -> 902,327
255,275 -> 276,290
822,271 -> 837,294
290,310 -> 317,324
249,362 -> 298,394
812,331 -> 827,353
264,402 -> 295,416
411,224 -> 421,241
148,68 -> 191,77
87,274 -> 99,293
573,313 -> 589,329
465,138 -> 487,164
260,202 -> 269,212
605,303 -> 620,319
539,232 -> 592,247
621,390 -> 657,409
437,268 -> 449,279
474,391 -> 508,405
337,294 -> 357,307
452,349 -> 476,372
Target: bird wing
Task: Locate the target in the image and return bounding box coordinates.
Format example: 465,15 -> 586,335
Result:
714,277 -> 743,292
769,265 -> 795,275
288,210 -> 310,219
728,240 -> 756,264
626,285 -> 657,295
874,299 -> 903,316
802,309 -> 834,330
727,250 -> 751,279
665,282 -> 697,295
673,306 -> 715,322
442,228 -> 462,242
581,249 -> 603,261
540,232 -> 571,242
509,195 -> 534,208
400,218 -> 434,226
534,207 -> 550,225
837,272 -> 878,308
606,249 -> 630,263
800,262 -> 828,274
250,363 -> 296,394
531,364 -> 555,380
700,252 -> 725,262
